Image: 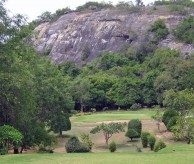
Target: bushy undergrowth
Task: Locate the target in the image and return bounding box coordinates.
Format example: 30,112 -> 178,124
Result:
65,136 -> 90,153
109,141 -> 117,152
154,140 -> 166,152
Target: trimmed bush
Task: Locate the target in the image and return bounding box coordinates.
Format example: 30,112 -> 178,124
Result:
162,109 -> 179,126
166,116 -> 178,131
141,132 -> 150,148
148,135 -> 156,150
65,136 -> 90,153
125,129 -> 138,141
109,141 -> 117,152
130,103 -> 142,111
154,140 -> 166,152
128,119 -> 142,137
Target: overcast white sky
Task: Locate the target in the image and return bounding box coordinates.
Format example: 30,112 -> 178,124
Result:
5,0 -> 154,21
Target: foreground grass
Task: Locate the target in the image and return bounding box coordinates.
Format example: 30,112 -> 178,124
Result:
1,144 -> 194,164
71,110 -> 155,124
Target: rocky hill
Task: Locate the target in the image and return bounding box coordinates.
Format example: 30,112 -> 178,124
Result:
33,6 -> 194,65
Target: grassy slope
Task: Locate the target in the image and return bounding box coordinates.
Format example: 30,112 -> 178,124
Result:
1,144 -> 194,164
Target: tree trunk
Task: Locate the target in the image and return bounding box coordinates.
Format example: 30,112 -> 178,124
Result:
14,148 -> 19,154
187,138 -> 190,144
20,146 -> 24,154
60,130 -> 62,136
157,122 -> 160,132
80,104 -> 84,113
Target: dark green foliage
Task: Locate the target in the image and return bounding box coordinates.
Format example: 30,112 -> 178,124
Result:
108,78 -> 141,107
59,61 -> 81,78
154,140 -> 166,152
173,16 -> 194,44
148,48 -> 180,70
166,116 -> 178,131
50,111 -> 71,135
150,19 -> 169,42
125,129 -> 138,141
65,136 -> 90,153
0,125 -> 23,147
163,89 -> 194,112
141,132 -> 150,148
130,103 -> 142,111
0,147 -> 8,155
109,141 -> 117,152
128,119 -> 142,137
162,109 -> 179,126
99,52 -> 128,70
148,135 -> 156,150
76,1 -> 113,11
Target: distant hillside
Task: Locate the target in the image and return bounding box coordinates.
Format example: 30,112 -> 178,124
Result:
33,3 -> 194,65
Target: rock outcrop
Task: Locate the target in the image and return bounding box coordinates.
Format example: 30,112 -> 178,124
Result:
33,8 -> 194,65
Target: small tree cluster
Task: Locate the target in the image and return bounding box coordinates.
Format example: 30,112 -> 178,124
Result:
149,19 -> 169,43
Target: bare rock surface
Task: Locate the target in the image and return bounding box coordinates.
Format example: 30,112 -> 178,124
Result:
33,9 -> 194,65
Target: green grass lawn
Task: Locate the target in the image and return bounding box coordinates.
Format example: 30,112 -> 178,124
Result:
1,144 -> 194,164
1,110 -> 193,164
71,110 -> 155,124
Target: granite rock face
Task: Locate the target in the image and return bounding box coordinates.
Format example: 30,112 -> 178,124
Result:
33,8 -> 194,65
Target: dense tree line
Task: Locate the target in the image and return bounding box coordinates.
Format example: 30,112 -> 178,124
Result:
0,0 -> 73,154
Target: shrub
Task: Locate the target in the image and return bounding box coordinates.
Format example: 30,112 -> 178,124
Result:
166,116 -> 178,131
38,147 -> 54,153
109,141 -> 117,152
141,132 -> 150,148
130,103 -> 142,111
128,119 -> 142,137
70,110 -> 79,115
150,19 -> 169,42
0,147 -> 8,155
173,16 -> 194,44
154,140 -> 166,152
162,109 -> 179,126
136,146 -> 142,152
80,133 -> 93,150
125,129 -> 138,141
148,135 -> 156,150
65,136 -> 90,153
90,108 -> 96,113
